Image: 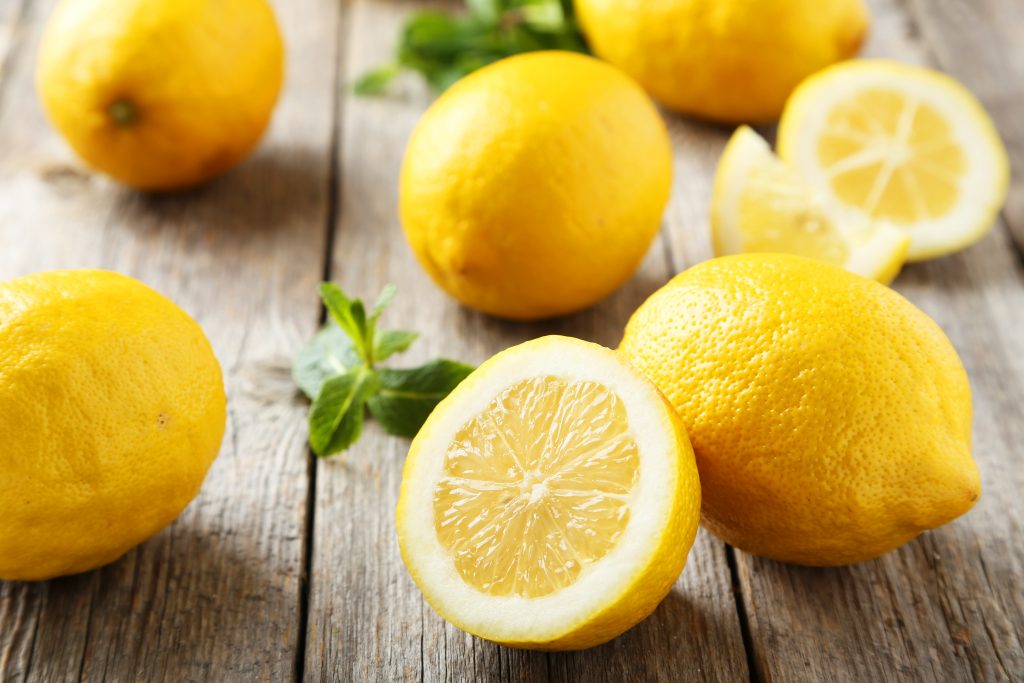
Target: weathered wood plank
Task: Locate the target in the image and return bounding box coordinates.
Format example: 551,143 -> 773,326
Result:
901,0 -> 1024,253
654,0 -> 1024,679
303,1 -> 749,681
0,0 -> 339,680
0,0 -> 27,87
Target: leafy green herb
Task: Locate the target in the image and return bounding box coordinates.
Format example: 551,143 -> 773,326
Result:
355,0 -> 589,95
293,323 -> 358,399
293,284 -> 475,457
309,366 -> 379,455
369,361 -> 476,437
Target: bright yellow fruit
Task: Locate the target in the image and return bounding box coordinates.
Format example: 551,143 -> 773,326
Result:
399,51 -> 672,320
712,125 -> 909,283
37,0 -> 284,191
619,254 -> 980,566
575,0 -> 868,122
0,270 -> 226,580
398,336 -> 700,649
778,60 -> 1010,260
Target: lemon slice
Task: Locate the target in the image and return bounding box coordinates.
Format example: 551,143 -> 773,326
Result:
712,125 -> 909,283
397,336 -> 700,650
778,59 -> 1009,261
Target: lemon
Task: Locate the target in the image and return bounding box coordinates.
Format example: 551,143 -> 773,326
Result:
0,270 -> 226,580
619,254 -> 980,566
37,0 -> 284,191
397,336 -> 700,649
778,60 -> 1010,260
712,125 -> 908,283
399,51 -> 672,320
575,0 -> 869,122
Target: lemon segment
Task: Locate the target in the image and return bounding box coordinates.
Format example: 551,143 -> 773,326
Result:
711,125 -> 909,283
778,60 -> 1010,261
435,376 -> 639,598
398,336 -> 700,650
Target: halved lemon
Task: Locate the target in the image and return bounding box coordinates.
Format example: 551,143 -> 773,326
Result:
778,59 -> 1009,261
397,336 -> 700,650
711,125 -> 909,283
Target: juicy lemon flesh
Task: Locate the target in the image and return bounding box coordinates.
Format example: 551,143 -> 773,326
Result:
433,376 -> 639,599
737,149 -> 850,265
819,88 -> 965,225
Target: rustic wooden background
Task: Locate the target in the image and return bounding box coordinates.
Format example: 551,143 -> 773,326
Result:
0,0 -> 1021,680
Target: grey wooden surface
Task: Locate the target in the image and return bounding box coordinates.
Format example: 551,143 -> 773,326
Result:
0,0 -> 1022,681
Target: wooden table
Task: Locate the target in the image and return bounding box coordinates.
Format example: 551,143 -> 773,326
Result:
1,0 -> 1022,680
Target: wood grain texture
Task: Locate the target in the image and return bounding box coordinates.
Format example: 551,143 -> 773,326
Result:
301,1 -> 749,681
1,0 -> 1022,680
0,0 -> 338,679
0,0 -> 27,87
900,0 -> 1024,253
654,0 -> 1024,680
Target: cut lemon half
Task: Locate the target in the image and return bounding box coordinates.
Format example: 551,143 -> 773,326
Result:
712,125 -> 909,283
778,59 -> 1009,261
397,336 -> 700,650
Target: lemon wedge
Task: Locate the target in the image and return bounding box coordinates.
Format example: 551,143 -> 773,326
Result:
778,59 -> 1009,261
712,125 -> 909,283
397,336 -> 700,650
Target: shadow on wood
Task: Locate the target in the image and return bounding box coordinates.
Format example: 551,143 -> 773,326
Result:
450,245 -> 672,352
1,510 -> 300,681
547,587 -> 748,683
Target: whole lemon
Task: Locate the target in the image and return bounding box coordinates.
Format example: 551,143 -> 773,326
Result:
618,254 -> 980,566
575,0 -> 869,122
0,270 -> 226,580
399,51 -> 672,320
37,0 -> 284,190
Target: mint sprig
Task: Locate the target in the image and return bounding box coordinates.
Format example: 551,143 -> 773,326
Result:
294,284 -> 475,457
354,0 -> 589,96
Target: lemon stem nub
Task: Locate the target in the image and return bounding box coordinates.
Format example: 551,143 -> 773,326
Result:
107,100 -> 139,126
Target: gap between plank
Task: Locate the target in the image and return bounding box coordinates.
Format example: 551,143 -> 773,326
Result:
294,0 -> 350,679
998,211 -> 1024,271
74,577 -> 99,683
660,201 -> 763,681
725,545 -> 762,683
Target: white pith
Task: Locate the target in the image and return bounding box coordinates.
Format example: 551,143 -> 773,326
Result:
398,337 -> 679,643
780,62 -> 1009,261
713,125 -> 907,280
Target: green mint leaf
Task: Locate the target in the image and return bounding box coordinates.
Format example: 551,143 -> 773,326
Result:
319,282 -> 370,363
368,359 -> 475,437
467,0 -> 501,22
374,329 -> 419,362
318,283 -> 358,338
350,300 -> 367,340
353,64 -> 401,95
296,283 -> 474,455
370,284 -> 398,325
521,1 -> 564,30
355,0 -> 590,97
309,367 -> 379,457
292,322 -> 359,399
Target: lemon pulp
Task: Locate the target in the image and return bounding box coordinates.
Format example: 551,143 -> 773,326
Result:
819,89 -> 965,224
433,376 -> 639,598
737,148 -> 850,265
712,126 -> 908,283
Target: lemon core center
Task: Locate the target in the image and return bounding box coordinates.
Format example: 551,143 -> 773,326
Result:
818,88 -> 964,223
433,376 -> 639,598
